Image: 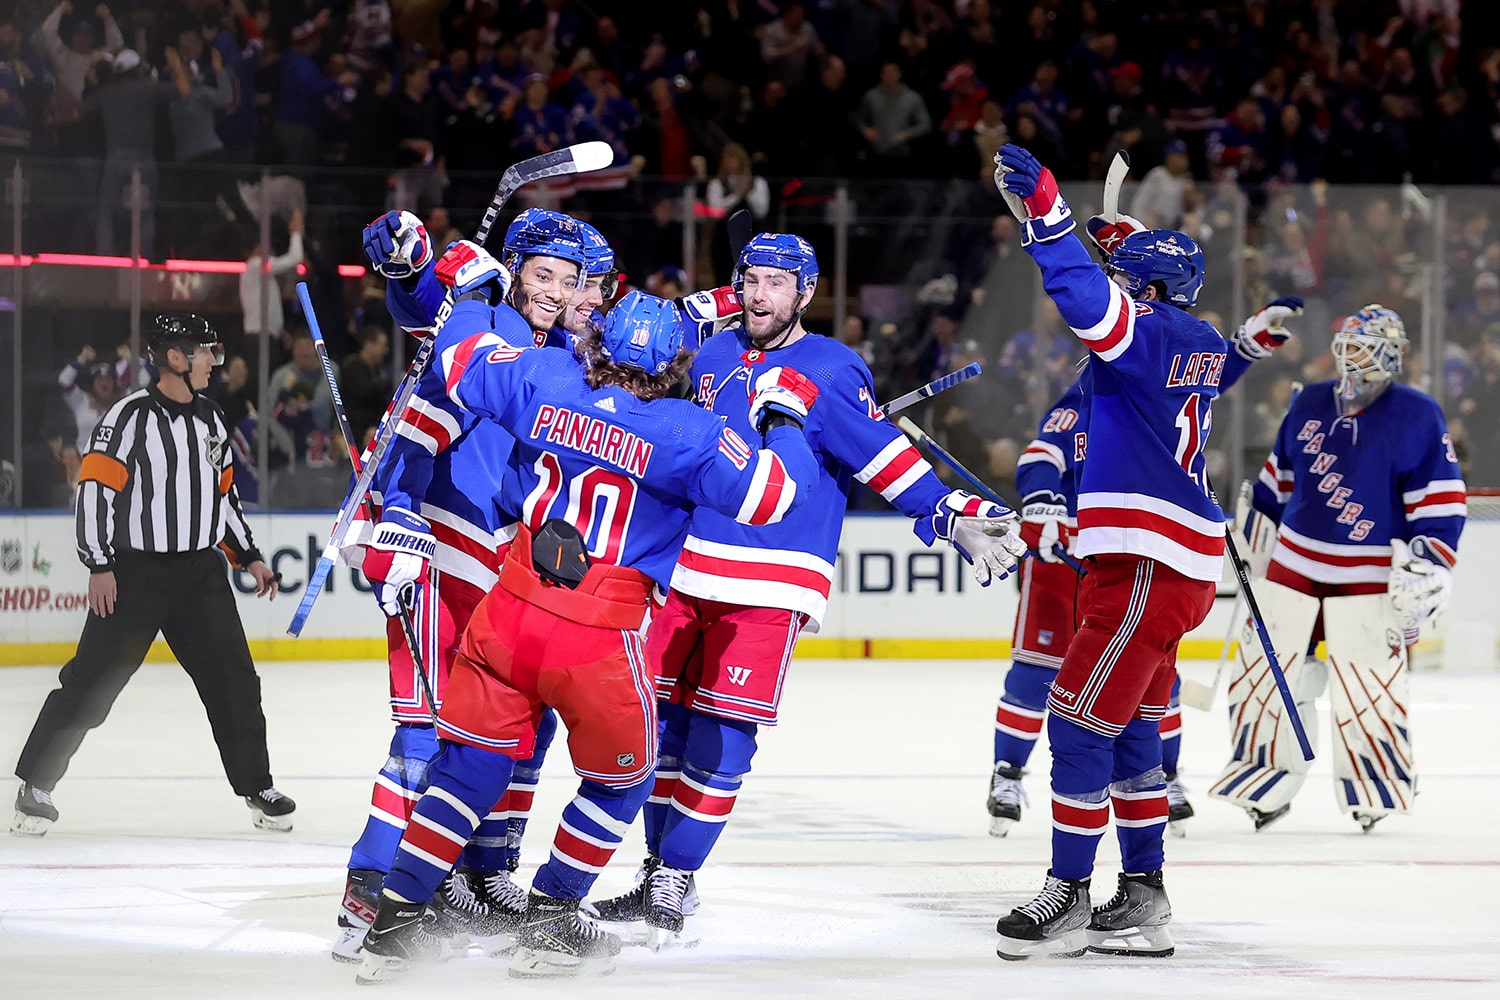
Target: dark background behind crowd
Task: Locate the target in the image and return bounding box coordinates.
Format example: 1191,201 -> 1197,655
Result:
3,0 -> 1500,508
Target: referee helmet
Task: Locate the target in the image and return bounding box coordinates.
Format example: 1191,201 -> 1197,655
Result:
147,314 -> 225,367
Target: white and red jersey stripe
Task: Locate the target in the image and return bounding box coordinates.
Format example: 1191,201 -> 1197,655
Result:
1075,490 -> 1225,583
1017,438 -> 1066,475
668,771 -> 739,825
1110,788 -> 1168,829
853,438 -> 937,504
736,450 -> 797,525
396,396 -> 464,456
1069,277 -> 1137,362
1404,480 -> 1467,523
1270,523 -> 1393,587
1051,792 -> 1110,836
1258,452 -> 1295,504
670,536 -> 836,625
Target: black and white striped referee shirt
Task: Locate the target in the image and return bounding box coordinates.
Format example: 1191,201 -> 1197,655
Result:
76,385 -> 264,572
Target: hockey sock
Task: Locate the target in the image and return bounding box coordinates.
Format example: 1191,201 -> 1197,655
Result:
657,713 -> 759,872
1047,713 -> 1114,881
1158,677 -> 1183,776
994,662 -> 1054,768
644,701 -> 692,855
459,708 -> 558,872
1112,719 -> 1169,872
347,724 -> 439,873
385,742 -> 515,904
532,778 -> 652,899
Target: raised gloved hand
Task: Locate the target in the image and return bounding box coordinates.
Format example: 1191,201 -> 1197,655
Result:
1019,490 -> 1071,563
993,144 -> 1074,246
1232,296 -> 1304,361
931,490 -> 1029,586
1084,212 -> 1145,256
434,239 -> 514,305
362,509 -> 436,617
1389,536 -> 1454,633
676,285 -> 742,349
362,210 -> 433,281
748,365 -> 819,435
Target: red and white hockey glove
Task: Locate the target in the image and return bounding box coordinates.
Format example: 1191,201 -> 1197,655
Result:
1019,490 -> 1071,563
677,285 -> 742,349
932,490 -> 1028,586
1084,212 -> 1145,257
1389,536 -> 1454,635
362,209 -> 432,281
1232,296 -> 1304,361
748,366 -> 819,435
435,240 -> 514,305
993,144 -> 1074,246
362,509 -> 436,617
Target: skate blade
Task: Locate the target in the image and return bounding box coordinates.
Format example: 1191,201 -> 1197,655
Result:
1086,925 -> 1174,958
10,812 -> 53,837
988,815 -> 1017,838
467,930 -> 519,958
592,918 -> 651,947
1167,819 -> 1187,839
331,927 -> 367,964
250,812 -> 294,833
995,928 -> 1088,961
1250,804 -> 1291,832
353,952 -> 409,985
507,947 -> 617,979
645,919 -> 699,953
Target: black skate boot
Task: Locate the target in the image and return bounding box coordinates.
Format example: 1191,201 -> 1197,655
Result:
332,868 -> 383,963
1165,773 -> 1194,838
509,890 -> 622,979
245,787 -> 296,832
996,871 -> 1091,961
355,892 -> 450,985
11,783 -> 58,837
986,763 -> 1027,837
1248,803 -> 1291,831
644,863 -> 700,951
1087,870 -> 1174,957
429,868 -> 515,954
584,854 -> 660,924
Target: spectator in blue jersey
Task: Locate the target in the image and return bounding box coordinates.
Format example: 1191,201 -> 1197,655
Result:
995,298 -> 1082,406
1207,97 -> 1268,181
430,46 -> 474,113
275,19 -> 358,167
511,74 -> 568,157
476,35 -> 527,107
1005,60 -> 1072,150
208,6 -> 264,163
568,62 -> 639,165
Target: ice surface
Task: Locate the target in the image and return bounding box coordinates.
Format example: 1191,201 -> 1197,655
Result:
1,658 -> 1497,999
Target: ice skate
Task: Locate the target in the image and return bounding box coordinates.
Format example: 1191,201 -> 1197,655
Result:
429,869 -> 519,955
1165,773 -> 1194,838
585,855 -> 699,946
995,871 -> 1091,961
644,864 -> 700,951
1353,811 -> 1386,834
1087,871 -> 1174,957
1248,803 -> 1290,831
355,893 -> 450,985
11,783 -> 58,837
987,763 -> 1028,837
245,787 -> 296,832
332,868 -> 382,963
508,890 -> 621,979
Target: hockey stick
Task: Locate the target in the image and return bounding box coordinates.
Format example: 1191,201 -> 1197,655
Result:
882,362 -> 982,416
1180,591 -> 1239,711
727,208 -> 754,261
1102,151 -> 1130,223
288,141 -> 615,636
296,283 -> 439,719
895,415 -> 1086,576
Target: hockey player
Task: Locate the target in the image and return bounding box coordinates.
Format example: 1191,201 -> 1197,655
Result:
563,221 -> 618,335
1208,305 -> 1464,832
355,273 -> 825,983
587,232 -> 1028,949
989,144 -> 1226,961
990,292 -> 1304,838
332,208 -> 587,961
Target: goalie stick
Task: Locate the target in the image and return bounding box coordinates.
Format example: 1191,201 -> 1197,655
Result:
895,415 -> 1086,575
289,141 -> 615,636
296,283 -> 438,718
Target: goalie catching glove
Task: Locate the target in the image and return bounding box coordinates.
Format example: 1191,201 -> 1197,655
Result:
362,509 -> 436,617
362,210 -> 433,281
931,490 -> 1028,586
1389,536 -> 1454,634
1232,296 -> 1304,360
1019,490 -> 1071,563
993,144 -> 1074,246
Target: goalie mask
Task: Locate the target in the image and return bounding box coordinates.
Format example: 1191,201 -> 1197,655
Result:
1332,304 -> 1406,416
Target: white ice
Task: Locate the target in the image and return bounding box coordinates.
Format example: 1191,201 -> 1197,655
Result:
1,658 -> 1497,1000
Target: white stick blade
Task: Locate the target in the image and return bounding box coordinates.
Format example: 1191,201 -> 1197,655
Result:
1178,678 -> 1216,711
568,141 -> 615,174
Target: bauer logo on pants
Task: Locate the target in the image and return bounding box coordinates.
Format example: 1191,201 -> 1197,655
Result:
617,753 -> 635,767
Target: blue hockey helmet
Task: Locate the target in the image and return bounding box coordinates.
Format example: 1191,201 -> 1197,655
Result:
576,221 -> 615,277
599,289 -> 685,375
733,232 -> 819,294
501,208 -> 589,276
1106,229 -> 1205,308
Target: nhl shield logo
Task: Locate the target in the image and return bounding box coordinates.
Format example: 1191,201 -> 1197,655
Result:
1,539 -> 19,575
617,753 -> 636,768
206,433 -> 226,468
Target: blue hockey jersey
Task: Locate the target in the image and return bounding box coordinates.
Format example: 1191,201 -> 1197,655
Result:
677,328 -> 952,625
440,300 -> 819,589
1252,380 -> 1465,586
1026,233 -> 1228,582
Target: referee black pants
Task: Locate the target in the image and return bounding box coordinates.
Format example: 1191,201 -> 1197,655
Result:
16,549 -> 275,796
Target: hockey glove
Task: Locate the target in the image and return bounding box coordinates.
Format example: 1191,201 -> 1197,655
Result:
362,210 -> 433,281
1232,296 -> 1304,361
993,144 -> 1074,246
931,490 -> 1028,586
435,240 -> 514,306
362,509 -> 436,617
1389,536 -> 1454,633
677,285 -> 742,349
748,366 -> 819,435
1019,490 -> 1071,563
1084,212 -> 1145,256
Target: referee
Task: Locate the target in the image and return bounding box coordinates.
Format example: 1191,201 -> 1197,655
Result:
11,315 -> 297,836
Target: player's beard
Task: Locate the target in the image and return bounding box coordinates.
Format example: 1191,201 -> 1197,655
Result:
743,295 -> 800,350
512,284 -> 568,334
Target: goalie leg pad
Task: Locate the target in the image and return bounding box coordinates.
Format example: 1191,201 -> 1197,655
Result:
1208,582 -> 1323,815
1323,594 -> 1415,817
